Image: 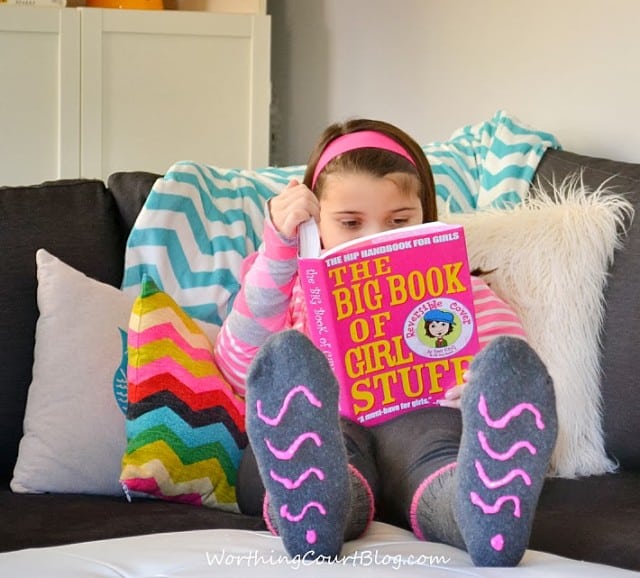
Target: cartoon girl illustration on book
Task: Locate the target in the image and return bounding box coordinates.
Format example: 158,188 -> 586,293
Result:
424,308 -> 455,348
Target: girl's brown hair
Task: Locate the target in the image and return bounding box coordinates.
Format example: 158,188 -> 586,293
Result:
302,118 -> 438,223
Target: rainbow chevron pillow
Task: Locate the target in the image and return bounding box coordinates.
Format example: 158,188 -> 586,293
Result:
120,276 -> 247,511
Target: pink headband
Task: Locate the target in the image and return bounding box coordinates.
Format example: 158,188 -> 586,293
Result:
311,130 -> 417,189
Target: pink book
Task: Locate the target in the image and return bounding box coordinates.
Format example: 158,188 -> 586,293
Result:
298,220 -> 479,426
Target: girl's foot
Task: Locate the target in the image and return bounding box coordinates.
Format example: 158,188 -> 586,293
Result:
455,336 -> 558,566
245,330 -> 350,559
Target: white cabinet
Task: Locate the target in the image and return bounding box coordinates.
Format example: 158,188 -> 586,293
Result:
0,8 -> 81,185
0,6 -> 270,185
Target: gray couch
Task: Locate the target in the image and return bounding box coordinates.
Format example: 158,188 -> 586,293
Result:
0,149 -> 639,571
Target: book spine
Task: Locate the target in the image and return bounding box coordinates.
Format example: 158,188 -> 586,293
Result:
297,258 -> 346,386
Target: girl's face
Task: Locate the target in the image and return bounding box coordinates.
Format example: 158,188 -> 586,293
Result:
318,171 -> 422,250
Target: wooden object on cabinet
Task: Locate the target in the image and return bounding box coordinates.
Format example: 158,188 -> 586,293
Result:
165,0 -> 266,14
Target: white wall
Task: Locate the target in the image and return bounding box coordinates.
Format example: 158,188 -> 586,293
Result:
269,0 -> 640,165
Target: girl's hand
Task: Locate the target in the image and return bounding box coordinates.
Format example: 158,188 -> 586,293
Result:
269,179 -> 320,238
437,371 -> 470,410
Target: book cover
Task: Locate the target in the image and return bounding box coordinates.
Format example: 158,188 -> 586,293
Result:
298,220 -> 479,426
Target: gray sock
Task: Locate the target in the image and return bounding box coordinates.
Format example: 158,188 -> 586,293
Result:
246,330 -> 351,560
343,465 -> 374,541
412,462 -> 465,549
455,336 -> 558,566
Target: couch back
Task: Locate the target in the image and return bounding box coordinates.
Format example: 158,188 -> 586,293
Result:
1,156 -> 639,486
110,156 -> 640,473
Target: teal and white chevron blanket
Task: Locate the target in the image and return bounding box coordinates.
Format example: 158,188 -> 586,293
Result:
427,110 -> 559,212
122,110 -> 559,338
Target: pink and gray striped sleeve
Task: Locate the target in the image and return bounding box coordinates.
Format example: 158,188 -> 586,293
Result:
471,276 -> 528,348
214,218 -> 303,396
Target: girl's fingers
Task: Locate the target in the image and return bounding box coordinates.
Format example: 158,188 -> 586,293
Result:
270,181 -> 319,237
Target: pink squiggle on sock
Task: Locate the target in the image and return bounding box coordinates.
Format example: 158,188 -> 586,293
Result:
269,467 -> 325,489
477,431 -> 537,461
256,385 -> 322,426
475,460 -> 532,490
265,432 -> 322,460
470,492 -> 521,518
478,395 -> 545,430
280,502 -> 327,522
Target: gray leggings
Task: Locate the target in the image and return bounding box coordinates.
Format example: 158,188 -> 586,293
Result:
236,405 -> 462,529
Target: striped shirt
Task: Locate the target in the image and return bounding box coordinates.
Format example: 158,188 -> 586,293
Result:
214,218 -> 527,399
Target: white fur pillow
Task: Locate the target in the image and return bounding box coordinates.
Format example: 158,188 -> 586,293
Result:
444,176 -> 633,478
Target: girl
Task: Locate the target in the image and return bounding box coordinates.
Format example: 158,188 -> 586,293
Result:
214,118 -> 557,567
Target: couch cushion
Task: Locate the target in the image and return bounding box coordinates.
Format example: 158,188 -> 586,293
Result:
0,517 -> 635,576
0,486 -> 266,552
534,150 -> 640,470
0,180 -> 127,483
531,471 -> 640,571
